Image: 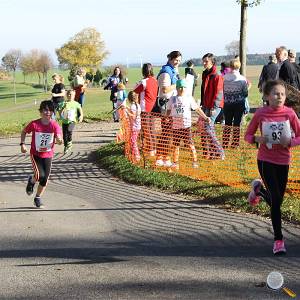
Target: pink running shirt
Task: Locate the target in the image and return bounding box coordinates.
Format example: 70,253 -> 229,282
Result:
24,119 -> 62,158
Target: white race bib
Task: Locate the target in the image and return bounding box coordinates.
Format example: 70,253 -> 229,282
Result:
262,120 -> 291,148
35,132 -> 54,152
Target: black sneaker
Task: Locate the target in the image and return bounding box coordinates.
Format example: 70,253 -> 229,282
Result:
34,196 -> 44,208
26,175 -> 35,196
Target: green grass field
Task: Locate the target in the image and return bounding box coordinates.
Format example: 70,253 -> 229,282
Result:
0,66 -> 262,136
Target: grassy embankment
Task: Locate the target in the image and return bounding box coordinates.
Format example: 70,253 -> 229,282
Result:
0,66 -> 262,135
2,65 -> 300,222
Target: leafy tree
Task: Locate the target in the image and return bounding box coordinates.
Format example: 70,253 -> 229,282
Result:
56,27 -> 109,70
2,49 -> 22,104
93,69 -> 103,86
236,0 -> 262,76
19,54 -> 35,83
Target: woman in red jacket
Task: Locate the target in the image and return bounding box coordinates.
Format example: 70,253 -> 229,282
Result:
198,53 -> 224,159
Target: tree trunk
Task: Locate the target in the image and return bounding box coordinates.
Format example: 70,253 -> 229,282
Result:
239,1 -> 248,76
13,71 -> 17,104
44,71 -> 48,93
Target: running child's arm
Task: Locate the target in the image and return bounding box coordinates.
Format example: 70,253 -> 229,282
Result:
195,107 -> 210,123
244,112 -> 267,144
20,129 -> 27,153
54,123 -> 63,145
55,134 -> 63,145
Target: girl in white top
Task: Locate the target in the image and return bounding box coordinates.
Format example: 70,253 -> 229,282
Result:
166,79 -> 209,169
126,91 -> 141,162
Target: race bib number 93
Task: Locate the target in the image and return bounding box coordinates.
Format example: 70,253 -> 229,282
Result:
262,120 -> 291,145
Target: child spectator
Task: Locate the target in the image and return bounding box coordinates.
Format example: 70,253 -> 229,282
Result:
20,100 -> 62,208
73,68 -> 87,107
245,80 -> 300,255
116,83 -> 127,121
59,89 -> 83,154
126,91 -> 141,162
166,79 -> 210,170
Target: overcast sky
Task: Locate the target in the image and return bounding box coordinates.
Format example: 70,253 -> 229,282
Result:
0,0 -> 299,66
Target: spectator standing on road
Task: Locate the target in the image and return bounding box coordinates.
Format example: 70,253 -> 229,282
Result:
20,100 -> 62,208
133,63 -> 158,156
73,68 -> 87,107
104,66 -> 124,122
245,80 -> 300,255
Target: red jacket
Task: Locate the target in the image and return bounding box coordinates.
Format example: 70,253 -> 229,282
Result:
201,65 -> 224,109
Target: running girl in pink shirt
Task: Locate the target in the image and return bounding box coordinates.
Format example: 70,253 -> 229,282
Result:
245,80 -> 300,255
20,100 -> 62,208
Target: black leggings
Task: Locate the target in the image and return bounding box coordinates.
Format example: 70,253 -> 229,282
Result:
257,160 -> 289,240
30,155 -> 52,187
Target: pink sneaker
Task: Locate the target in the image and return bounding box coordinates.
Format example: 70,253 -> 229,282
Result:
248,179 -> 262,206
273,240 -> 286,255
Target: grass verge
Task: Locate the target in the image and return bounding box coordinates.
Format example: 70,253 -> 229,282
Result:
96,142 -> 300,225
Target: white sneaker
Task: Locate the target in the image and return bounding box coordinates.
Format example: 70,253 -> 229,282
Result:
164,160 -> 172,167
155,159 -> 164,167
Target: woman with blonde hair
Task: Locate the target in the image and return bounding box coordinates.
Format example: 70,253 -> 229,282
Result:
222,58 -> 248,148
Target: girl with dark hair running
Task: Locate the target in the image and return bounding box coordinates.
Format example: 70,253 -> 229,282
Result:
20,100 -> 62,208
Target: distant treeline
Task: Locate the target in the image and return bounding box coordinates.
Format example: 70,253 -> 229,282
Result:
128,53 -> 300,68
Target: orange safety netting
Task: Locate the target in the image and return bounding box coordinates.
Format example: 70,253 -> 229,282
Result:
118,112 -> 300,196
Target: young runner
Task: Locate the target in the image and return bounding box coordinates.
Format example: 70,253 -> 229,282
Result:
245,80 -> 300,255
20,100 -> 62,208
59,89 -> 83,154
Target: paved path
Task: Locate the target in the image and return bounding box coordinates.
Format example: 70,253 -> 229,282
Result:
0,122 -> 300,300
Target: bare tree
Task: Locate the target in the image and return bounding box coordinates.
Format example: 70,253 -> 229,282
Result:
36,51 -> 53,92
225,40 -> 240,57
2,49 -> 22,104
236,0 -> 262,76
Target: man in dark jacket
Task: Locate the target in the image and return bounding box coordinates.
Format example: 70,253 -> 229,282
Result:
276,46 -> 300,90
288,49 -> 300,90
258,55 -> 278,92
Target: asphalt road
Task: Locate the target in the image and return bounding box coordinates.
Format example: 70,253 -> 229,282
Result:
0,121 -> 299,300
